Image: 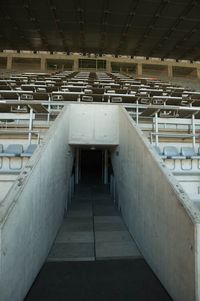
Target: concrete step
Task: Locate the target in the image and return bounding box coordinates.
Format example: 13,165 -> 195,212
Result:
48,184 -> 141,262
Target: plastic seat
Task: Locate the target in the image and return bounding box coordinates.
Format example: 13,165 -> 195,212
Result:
21,144 -> 37,157
181,147 -> 199,159
154,146 -> 167,159
111,97 -> 122,103
20,93 -> 33,100
4,144 -> 23,157
82,95 -> 93,102
52,94 -> 63,101
163,146 -> 185,159
84,89 -> 93,94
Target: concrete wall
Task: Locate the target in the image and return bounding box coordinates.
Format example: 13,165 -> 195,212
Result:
2,52 -> 200,79
69,104 -> 119,146
169,77 -> 200,91
112,107 -> 200,301
196,224 -> 200,301
0,105 -> 74,301
12,58 -> 41,71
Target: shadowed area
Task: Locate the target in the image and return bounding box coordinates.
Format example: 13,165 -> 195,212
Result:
1,0 -> 200,60
24,259 -> 172,301
25,183 -> 172,301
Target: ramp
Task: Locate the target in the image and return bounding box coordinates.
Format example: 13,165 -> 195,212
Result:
48,184 -> 141,261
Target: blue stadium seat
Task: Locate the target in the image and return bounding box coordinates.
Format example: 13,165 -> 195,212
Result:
21,144 -> 37,157
163,146 -> 185,159
4,144 -> 23,157
181,147 -> 199,159
154,146 -> 167,159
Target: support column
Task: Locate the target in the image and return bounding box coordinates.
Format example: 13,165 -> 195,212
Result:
137,63 -> 143,77
73,58 -> 79,71
75,148 -> 79,184
40,57 -> 46,71
106,60 -> 112,73
155,112 -> 159,146
168,65 -> 173,78
104,149 -> 108,184
197,68 -> 200,80
7,56 -> 12,70
28,108 -> 33,144
192,114 -> 196,148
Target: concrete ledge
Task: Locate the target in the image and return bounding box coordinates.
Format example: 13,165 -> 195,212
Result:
0,105 -> 74,301
112,106 -> 200,301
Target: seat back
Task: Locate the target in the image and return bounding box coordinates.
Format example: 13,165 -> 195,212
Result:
111,96 -> 122,103
6,144 -> 23,156
163,146 -> 179,157
82,95 -> 93,102
181,147 -> 196,158
25,144 -> 37,154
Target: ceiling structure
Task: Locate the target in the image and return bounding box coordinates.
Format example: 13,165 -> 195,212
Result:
0,0 -> 200,61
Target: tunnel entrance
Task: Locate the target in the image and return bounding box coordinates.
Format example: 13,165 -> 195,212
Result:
74,148 -> 111,185
80,149 -> 103,183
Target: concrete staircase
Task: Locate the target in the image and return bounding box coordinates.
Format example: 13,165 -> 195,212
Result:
48,184 -> 141,261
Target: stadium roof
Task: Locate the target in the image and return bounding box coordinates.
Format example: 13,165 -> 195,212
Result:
1,0 -> 200,60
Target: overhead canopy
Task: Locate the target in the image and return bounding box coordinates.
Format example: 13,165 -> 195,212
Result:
1,0 -> 200,60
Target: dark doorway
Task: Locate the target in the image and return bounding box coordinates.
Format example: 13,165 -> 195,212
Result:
80,149 -> 103,183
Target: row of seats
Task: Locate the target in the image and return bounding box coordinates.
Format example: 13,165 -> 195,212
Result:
1,71 -> 200,105
0,81 -> 195,97
1,89 -> 198,105
0,144 -> 37,157
155,146 -> 200,159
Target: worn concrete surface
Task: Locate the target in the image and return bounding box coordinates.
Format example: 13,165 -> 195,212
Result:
25,184 -> 171,301
112,106 -> 200,301
0,106 -> 74,301
48,184 -> 141,261
25,259 -> 172,301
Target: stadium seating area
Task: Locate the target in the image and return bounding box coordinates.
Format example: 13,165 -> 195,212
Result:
1,70 -> 200,105
1,70 -> 200,204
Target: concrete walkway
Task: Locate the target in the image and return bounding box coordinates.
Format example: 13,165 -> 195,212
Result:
25,184 -> 172,301
25,259 -> 172,301
48,184 -> 141,261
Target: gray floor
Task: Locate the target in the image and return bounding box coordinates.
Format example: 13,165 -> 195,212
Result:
26,184 -> 172,301
48,184 -> 141,261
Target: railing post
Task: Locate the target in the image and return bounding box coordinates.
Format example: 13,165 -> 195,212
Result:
28,108 -> 33,144
192,114 -> 196,148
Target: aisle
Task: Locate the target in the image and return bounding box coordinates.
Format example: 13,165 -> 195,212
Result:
48,184 -> 140,261
25,184 -> 172,301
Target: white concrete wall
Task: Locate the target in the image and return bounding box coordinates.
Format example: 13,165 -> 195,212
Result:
112,107 -> 200,301
0,105 -> 74,301
69,103 -> 119,145
196,224 -> 200,301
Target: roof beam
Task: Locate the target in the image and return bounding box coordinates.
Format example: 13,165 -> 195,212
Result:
99,0 -> 110,54
131,0 -> 169,56
115,0 -> 140,55
181,39 -> 200,61
75,0 -> 86,53
148,0 -> 198,58
49,0 -> 69,52
163,20 -> 200,59
23,0 -> 50,51
0,5 -> 33,51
